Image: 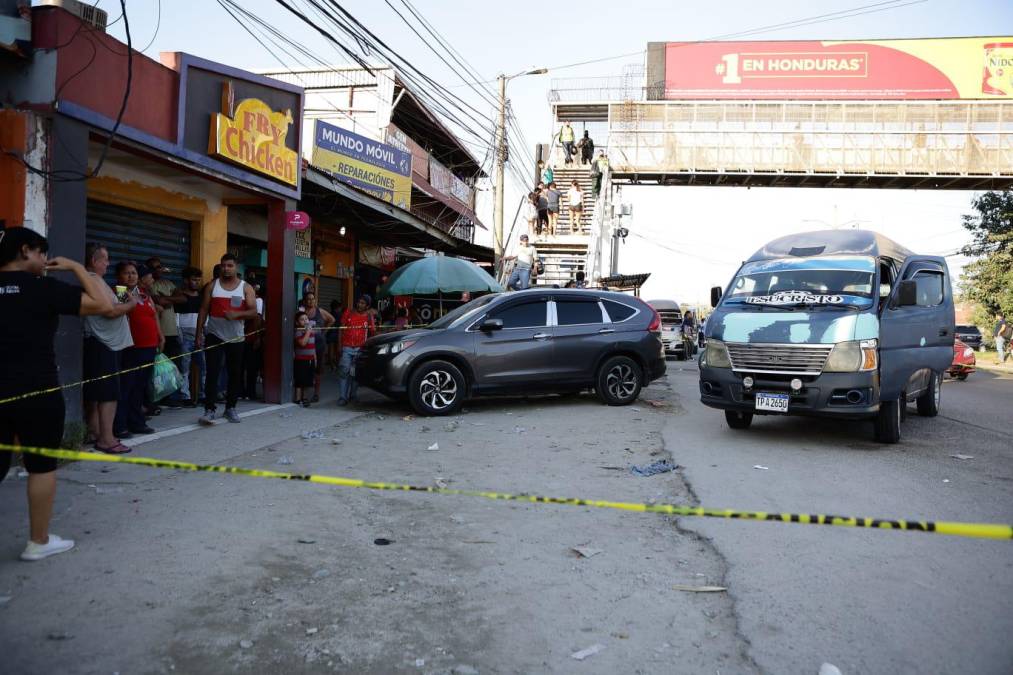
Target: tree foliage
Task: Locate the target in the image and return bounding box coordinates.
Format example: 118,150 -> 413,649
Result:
959,191 -> 1013,331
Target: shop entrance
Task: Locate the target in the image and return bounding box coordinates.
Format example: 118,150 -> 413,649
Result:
86,201 -> 192,281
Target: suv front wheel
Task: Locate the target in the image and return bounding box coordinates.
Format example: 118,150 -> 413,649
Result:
409,360 -> 465,416
596,355 -> 643,406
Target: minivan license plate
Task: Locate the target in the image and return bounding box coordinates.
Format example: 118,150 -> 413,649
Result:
755,392 -> 789,413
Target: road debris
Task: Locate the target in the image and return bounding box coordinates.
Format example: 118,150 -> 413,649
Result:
330,439 -> 342,445
753,465 -> 770,470
276,456 -> 293,465
513,425 -> 526,433
300,430 -> 324,440
672,584 -> 727,593
819,664 -> 843,675
571,644 -> 605,660
444,420 -> 460,432
297,538 -> 316,544
427,442 -> 440,451
402,415 -> 415,422
415,658 -> 425,667
374,538 -> 394,546
434,477 -> 449,489
305,627 -> 319,636
630,459 -> 678,476
239,639 -> 254,649
312,569 -> 331,579
645,399 -> 668,408
950,454 -> 974,460
571,546 -> 603,559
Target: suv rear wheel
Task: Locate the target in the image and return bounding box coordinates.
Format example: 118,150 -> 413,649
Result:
409,360 -> 465,416
596,356 -> 642,406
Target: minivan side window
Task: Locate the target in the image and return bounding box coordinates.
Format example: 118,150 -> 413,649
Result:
490,301 -> 548,328
912,271 -> 944,307
602,299 -> 636,322
556,300 -> 603,326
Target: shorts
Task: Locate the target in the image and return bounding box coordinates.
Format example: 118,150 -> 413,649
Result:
294,359 -> 316,388
0,390 -> 64,478
83,337 -> 121,403
570,203 -> 583,212
548,205 -> 560,214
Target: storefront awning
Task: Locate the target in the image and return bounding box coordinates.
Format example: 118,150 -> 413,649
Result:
303,167 -> 493,263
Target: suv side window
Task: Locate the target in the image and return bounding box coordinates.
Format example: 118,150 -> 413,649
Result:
912,271 -> 944,307
490,301 -> 548,328
602,299 -> 636,323
556,300 -> 603,326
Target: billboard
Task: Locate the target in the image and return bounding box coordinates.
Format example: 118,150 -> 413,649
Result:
209,93 -> 298,186
650,38 -> 1013,100
311,120 -> 412,210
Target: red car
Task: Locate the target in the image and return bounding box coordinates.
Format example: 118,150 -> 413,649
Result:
948,339 -> 976,380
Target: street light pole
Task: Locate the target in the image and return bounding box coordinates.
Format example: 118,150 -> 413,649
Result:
493,68 -> 547,274
494,74 -> 506,272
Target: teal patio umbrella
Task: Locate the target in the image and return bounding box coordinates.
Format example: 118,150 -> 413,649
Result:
377,255 -> 503,298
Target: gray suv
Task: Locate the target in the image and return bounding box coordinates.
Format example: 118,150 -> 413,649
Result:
356,289 -> 667,416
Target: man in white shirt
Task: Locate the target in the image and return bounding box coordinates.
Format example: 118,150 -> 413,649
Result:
506,234 -> 539,291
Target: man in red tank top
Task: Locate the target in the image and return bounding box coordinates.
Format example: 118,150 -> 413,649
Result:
196,254 -> 258,425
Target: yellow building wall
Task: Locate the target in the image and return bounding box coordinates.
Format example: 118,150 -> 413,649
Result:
87,175 -> 227,279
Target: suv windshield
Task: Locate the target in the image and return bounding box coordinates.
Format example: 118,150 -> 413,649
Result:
427,294 -> 499,329
725,256 -> 875,309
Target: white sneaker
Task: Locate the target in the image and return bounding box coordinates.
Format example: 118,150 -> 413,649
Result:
199,409 -> 217,426
20,534 -> 75,561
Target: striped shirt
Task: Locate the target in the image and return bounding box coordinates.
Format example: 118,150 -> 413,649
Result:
295,328 -> 316,361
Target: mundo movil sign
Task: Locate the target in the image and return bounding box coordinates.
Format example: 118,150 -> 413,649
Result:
208,83 -> 299,186
647,37 -> 1013,100
311,120 -> 412,210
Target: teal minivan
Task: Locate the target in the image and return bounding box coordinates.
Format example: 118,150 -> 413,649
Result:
700,230 -> 954,443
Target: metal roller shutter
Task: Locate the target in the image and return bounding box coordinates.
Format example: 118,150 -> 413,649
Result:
317,276 -> 346,313
86,201 -> 192,282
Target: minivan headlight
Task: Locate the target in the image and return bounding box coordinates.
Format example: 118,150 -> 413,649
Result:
704,339 -> 731,368
824,339 -> 878,372
376,339 -> 417,355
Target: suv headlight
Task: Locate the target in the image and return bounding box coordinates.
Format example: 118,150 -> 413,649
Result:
824,339 -> 878,372
376,339 -> 417,355
703,339 -> 731,368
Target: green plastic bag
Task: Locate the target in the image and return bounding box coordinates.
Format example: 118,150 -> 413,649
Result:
148,353 -> 183,402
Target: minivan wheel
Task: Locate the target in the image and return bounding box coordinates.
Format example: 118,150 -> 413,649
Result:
874,397 -> 902,443
725,410 -> 753,430
408,360 -> 465,416
916,371 -> 941,417
596,356 -> 643,406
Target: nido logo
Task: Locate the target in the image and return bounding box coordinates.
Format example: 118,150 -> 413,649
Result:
983,42 -> 1013,96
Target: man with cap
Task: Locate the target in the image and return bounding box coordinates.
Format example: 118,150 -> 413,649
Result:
337,295 -> 376,405
506,234 -> 539,291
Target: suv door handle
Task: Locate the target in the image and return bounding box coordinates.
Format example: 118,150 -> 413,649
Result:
598,328 -> 615,334
533,332 -> 552,340
938,328 -> 949,337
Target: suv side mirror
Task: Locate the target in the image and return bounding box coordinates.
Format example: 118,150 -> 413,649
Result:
479,318 -> 504,332
896,279 -> 917,307
710,286 -> 723,308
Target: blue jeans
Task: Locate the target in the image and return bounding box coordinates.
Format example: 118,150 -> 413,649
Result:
338,347 -> 361,403
179,327 -> 205,400
507,265 -> 531,290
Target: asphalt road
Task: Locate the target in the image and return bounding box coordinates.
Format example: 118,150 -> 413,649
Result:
0,364 -> 1010,674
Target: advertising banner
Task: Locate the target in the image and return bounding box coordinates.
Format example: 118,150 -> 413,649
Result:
657,38 -> 1013,100
428,157 -> 474,208
312,120 -> 412,210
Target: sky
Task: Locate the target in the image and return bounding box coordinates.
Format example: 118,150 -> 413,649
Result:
84,0 -> 1013,303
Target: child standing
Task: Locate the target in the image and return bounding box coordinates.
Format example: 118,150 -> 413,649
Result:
294,311 -> 316,407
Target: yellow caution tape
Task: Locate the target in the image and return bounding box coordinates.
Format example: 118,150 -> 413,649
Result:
4,444 -> 1010,541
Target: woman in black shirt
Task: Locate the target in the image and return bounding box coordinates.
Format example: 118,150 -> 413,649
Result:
0,227 -> 111,561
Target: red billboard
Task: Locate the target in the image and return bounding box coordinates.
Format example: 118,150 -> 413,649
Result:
653,38 -> 1013,100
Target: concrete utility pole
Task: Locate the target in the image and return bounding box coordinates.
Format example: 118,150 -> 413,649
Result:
494,74 -> 506,271
494,68 -> 547,274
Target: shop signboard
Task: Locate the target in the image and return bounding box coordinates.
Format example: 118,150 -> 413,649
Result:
428,157 -> 474,209
285,210 -> 310,230
651,37 -> 1013,100
209,91 -> 298,185
294,227 -> 312,259
312,120 -> 412,210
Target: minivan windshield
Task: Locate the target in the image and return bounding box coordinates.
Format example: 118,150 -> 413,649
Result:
427,293 -> 499,329
724,256 -> 876,309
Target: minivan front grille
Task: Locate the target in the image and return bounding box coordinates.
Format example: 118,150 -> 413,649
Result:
726,343 -> 833,375
656,310 -> 682,325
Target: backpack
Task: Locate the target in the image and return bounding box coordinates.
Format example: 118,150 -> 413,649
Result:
1002,322 -> 1013,340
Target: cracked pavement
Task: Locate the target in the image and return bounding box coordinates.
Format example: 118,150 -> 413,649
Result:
1,364 -> 1011,673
